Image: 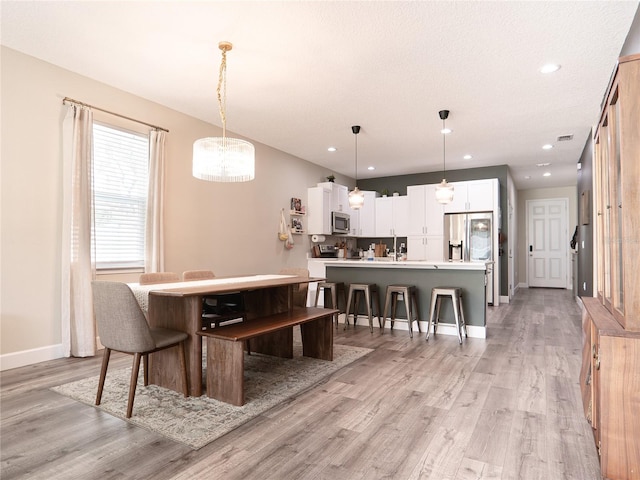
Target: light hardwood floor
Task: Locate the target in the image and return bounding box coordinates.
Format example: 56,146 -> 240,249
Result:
1,288 -> 601,479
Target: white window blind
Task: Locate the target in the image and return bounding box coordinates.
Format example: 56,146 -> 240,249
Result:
92,123 -> 149,269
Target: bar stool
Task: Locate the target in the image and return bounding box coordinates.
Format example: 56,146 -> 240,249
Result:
344,283 -> 382,333
314,281 -> 347,328
427,287 -> 467,344
382,285 -> 422,338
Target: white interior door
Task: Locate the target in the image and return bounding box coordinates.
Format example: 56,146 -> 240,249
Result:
527,199 -> 568,288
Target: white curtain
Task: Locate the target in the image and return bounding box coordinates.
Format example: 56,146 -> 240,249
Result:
145,129 -> 166,273
61,105 -> 96,357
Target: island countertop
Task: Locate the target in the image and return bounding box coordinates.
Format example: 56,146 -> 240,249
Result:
320,259 -> 489,271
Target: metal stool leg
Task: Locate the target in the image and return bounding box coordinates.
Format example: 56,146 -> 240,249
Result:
344,287 -> 354,330
330,285 -> 339,327
403,290 -> 414,338
382,289 -> 392,331
364,287 -> 373,333
413,289 -> 422,333
458,292 -> 467,339
375,288 -> 382,329
452,293 -> 462,344
427,289 -> 437,341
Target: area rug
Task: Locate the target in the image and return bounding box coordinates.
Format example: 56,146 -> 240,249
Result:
51,343 -> 371,449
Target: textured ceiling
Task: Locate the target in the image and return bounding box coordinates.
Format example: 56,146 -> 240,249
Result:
2,1 -> 638,189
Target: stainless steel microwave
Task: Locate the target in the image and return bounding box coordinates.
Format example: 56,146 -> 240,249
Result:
331,211 -> 350,234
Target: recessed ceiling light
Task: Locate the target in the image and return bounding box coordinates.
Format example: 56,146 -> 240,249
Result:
543,172 -> 551,177
536,162 -> 551,167
542,144 -> 553,150
463,154 -> 472,160
327,147 -> 337,152
367,166 -> 375,171
540,64 -> 561,74
441,128 -> 452,134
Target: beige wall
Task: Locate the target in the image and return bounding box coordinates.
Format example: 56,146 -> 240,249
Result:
517,186 -> 578,289
1,47 -> 350,364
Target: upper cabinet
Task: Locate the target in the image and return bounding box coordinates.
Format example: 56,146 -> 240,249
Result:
594,53 -> 640,332
349,190 -> 377,237
407,184 -> 445,236
443,179 -> 498,213
375,196 -> 408,237
307,186 -> 331,235
317,182 -> 349,213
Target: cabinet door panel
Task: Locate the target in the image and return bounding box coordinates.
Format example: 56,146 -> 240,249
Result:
407,185 -> 427,235
467,180 -> 495,211
375,197 -> 393,236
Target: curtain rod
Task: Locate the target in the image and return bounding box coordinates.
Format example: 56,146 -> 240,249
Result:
62,97 -> 169,133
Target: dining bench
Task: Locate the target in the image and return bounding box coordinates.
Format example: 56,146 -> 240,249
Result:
197,306 -> 339,405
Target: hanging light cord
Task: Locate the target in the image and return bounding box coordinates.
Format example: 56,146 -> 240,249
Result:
354,132 -> 358,186
442,117 -> 446,178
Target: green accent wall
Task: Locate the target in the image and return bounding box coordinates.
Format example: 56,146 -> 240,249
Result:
358,165 -> 509,298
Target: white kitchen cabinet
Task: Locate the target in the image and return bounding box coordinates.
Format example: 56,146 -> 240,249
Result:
443,179 -> 498,213
407,235 -> 444,261
407,184 -> 445,236
307,186 -> 331,235
467,179 -> 497,211
375,196 -> 408,237
349,190 -> 377,236
318,182 -> 349,213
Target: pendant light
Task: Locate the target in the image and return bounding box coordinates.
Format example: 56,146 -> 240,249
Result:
193,41 -> 255,182
348,125 -> 365,210
435,109 -> 454,204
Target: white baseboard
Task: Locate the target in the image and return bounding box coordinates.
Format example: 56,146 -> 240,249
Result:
518,282 -> 528,289
500,295 -> 510,305
337,314 -> 486,339
1,343 -> 65,371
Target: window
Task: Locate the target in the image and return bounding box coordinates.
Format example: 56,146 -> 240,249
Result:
92,123 -> 149,270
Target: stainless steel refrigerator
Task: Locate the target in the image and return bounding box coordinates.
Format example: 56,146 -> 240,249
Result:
444,212 -> 494,305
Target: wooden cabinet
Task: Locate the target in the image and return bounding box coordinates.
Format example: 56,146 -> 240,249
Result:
593,54 -> 640,332
580,298 -> 640,480
375,196 -> 408,237
581,53 -> 640,480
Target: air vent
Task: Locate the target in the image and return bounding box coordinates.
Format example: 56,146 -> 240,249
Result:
557,134 -> 573,142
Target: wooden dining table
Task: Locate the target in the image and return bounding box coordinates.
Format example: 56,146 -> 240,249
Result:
129,274 -> 325,396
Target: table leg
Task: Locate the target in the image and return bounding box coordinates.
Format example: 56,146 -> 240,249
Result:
207,337 -> 245,406
148,295 -> 203,396
300,315 -> 333,361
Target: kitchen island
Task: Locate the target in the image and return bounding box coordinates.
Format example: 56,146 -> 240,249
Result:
311,259 -> 489,338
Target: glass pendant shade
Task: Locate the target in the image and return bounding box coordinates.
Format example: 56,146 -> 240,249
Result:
193,137 -> 255,182
348,186 -> 365,209
435,179 -> 454,204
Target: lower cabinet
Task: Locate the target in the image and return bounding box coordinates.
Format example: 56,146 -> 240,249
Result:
580,297 -> 640,479
407,235 -> 443,261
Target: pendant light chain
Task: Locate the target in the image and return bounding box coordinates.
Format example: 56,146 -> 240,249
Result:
217,44 -> 229,142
